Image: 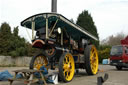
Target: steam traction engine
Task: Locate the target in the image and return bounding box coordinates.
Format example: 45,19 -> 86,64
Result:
21,13 -> 99,82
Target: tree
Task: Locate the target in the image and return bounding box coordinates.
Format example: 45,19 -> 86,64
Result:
0,22 -> 41,57
13,26 -> 19,36
101,32 -> 126,46
76,10 -> 99,47
9,26 -> 28,57
0,22 -> 12,55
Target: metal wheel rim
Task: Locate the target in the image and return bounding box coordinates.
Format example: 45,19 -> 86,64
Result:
34,55 -> 48,70
90,46 -> 98,74
63,53 -> 75,81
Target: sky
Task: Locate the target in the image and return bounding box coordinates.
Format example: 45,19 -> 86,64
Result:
1,0 -> 128,42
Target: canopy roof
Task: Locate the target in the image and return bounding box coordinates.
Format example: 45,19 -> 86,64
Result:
21,13 -> 98,41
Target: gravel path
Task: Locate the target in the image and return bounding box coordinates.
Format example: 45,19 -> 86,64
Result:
0,65 -> 128,85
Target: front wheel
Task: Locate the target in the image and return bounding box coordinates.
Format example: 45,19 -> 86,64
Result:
59,52 -> 75,82
29,54 -> 48,70
84,45 -> 99,75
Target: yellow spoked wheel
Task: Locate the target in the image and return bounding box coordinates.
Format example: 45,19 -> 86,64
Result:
29,54 -> 48,70
59,52 -> 75,82
85,45 -> 98,75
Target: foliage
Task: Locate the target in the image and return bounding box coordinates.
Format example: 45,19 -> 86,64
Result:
13,26 -> 19,36
0,22 -> 12,55
101,32 -> 126,46
0,22 -> 39,57
76,10 -> 99,48
98,45 -> 111,63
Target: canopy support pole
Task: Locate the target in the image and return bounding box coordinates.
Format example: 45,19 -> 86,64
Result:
46,18 -> 49,39
49,19 -> 58,37
61,30 -> 63,45
32,20 -> 35,40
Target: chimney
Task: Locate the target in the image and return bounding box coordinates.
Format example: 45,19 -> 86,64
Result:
51,0 -> 57,12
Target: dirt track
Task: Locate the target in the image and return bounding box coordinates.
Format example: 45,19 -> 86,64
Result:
0,65 -> 128,85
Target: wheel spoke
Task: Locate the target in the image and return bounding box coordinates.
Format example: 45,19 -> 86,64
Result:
65,56 -> 68,63
63,64 -> 68,69
68,60 -> 72,64
90,51 -> 95,59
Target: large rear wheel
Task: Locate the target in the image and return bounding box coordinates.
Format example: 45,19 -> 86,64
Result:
29,54 -> 48,70
59,52 -> 75,82
84,45 -> 98,75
